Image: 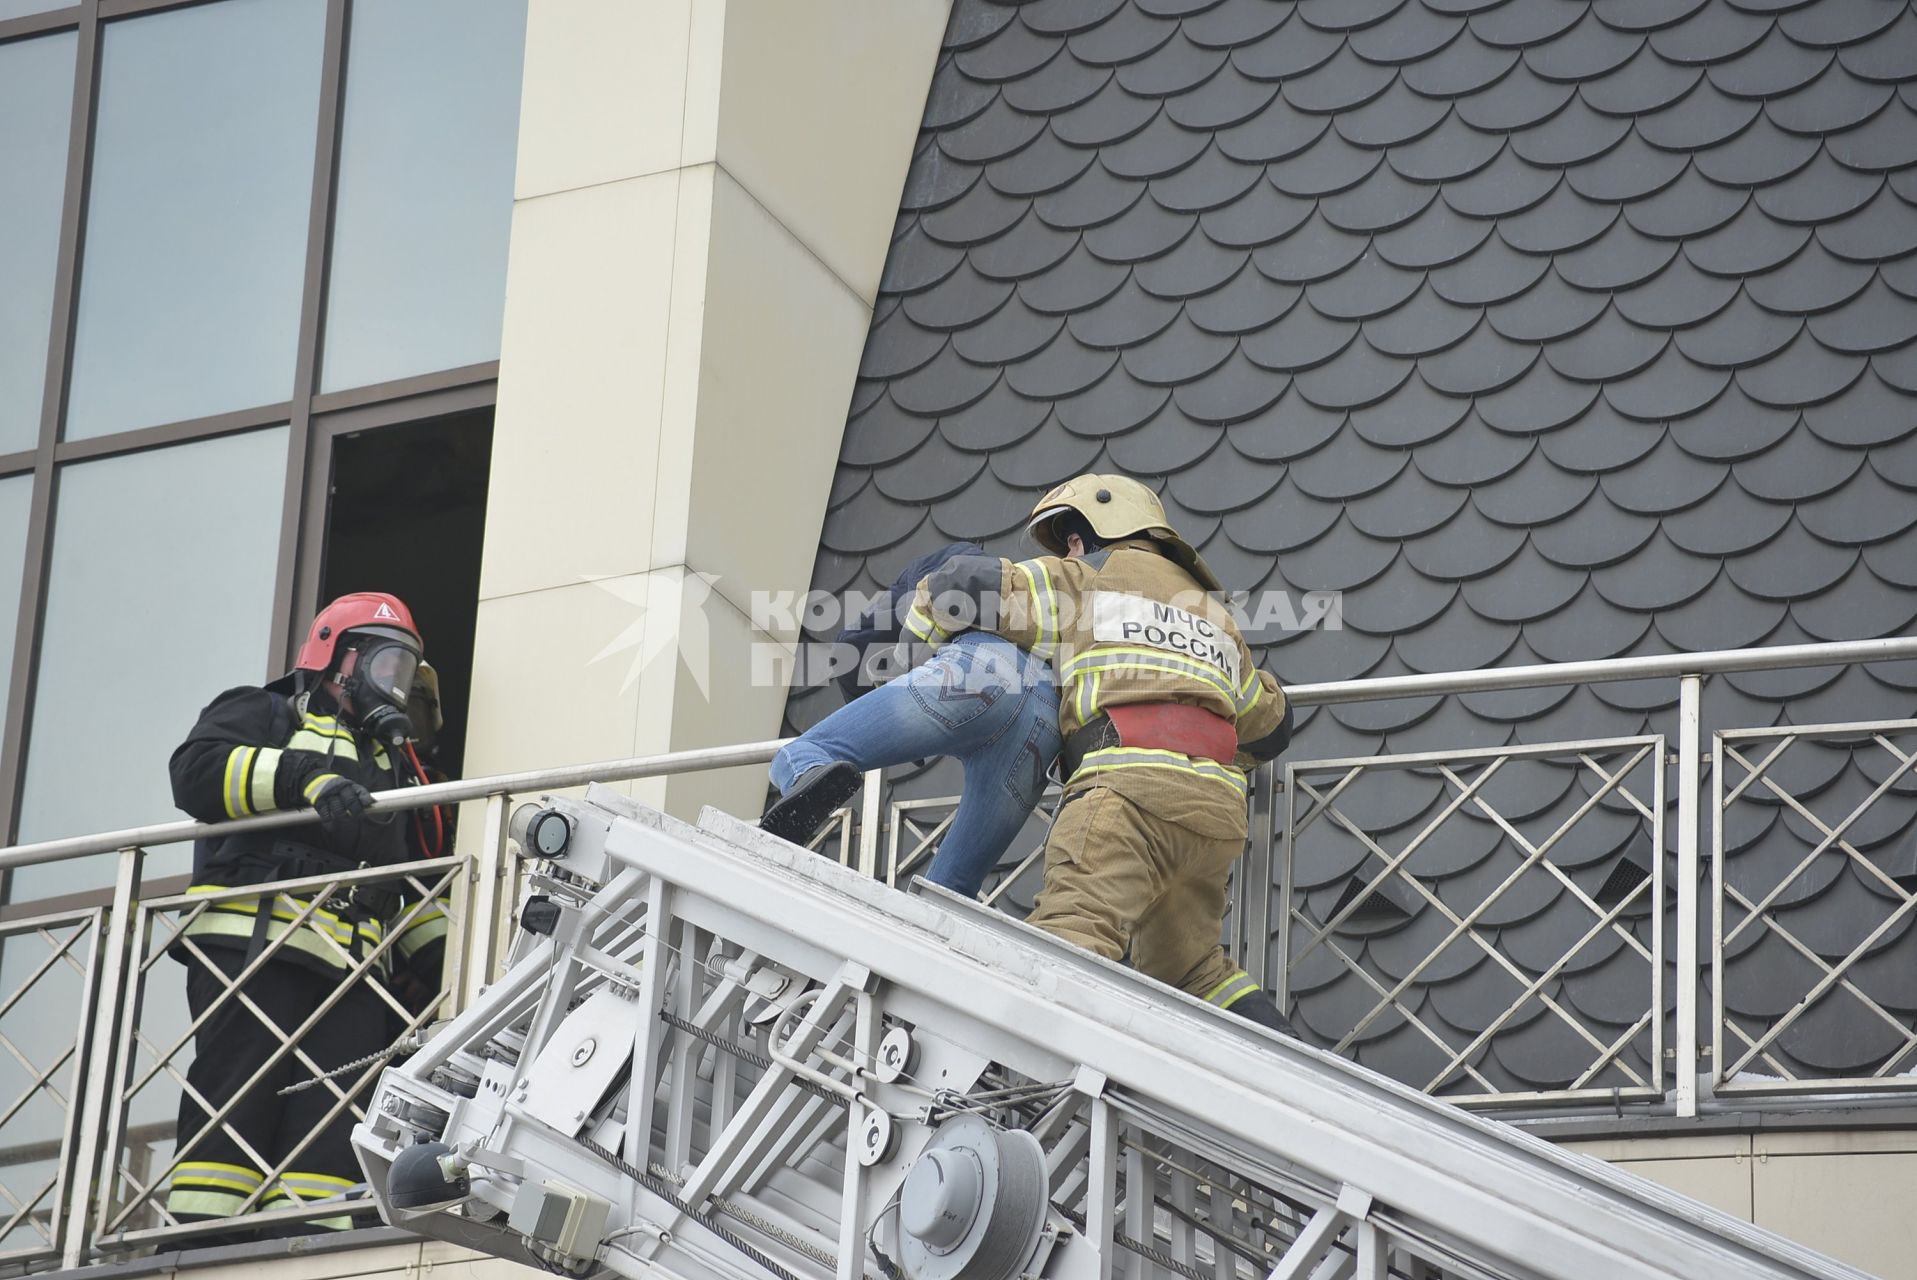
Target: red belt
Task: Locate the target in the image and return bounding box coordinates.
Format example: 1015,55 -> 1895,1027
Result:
1062,704 -> 1238,778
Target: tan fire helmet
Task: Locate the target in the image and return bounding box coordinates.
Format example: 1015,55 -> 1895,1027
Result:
1026,473 -> 1223,592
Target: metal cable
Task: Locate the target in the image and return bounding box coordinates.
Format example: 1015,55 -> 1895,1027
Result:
656,1007 -> 845,1107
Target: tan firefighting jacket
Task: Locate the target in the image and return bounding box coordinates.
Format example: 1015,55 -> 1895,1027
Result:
903,539 -> 1288,840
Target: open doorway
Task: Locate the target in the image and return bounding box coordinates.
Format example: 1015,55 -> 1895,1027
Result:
320,409 -> 492,777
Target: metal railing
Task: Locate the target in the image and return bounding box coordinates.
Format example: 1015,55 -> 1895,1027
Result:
2,636 -> 1917,1269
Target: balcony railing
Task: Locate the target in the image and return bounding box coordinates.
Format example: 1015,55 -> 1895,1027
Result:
1,635 -> 1915,1271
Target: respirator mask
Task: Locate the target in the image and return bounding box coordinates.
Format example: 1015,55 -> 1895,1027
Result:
336,637 -> 421,745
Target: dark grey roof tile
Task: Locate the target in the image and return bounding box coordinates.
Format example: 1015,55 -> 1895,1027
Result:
1525,585 -> 1656,659
1033,160 -> 1144,229
1526,8 -> 1643,80
1172,348 -> 1291,419
942,377 -> 1054,448
873,430 -> 991,502
1778,0 -> 1905,48
1372,203 -> 1494,275
1103,398 -> 1219,471
1590,532 -> 1719,610
1479,356 -> 1606,431
1327,673 -> 1447,735
1442,148 -> 1563,220
1165,438 -> 1287,511
1794,561 -> 1917,641
1366,282 -> 1485,354
1367,908 -> 1491,990
889,341 -> 1006,415
1148,144 -> 1266,212
1602,346 -> 1733,418
1585,636 -> 1682,711
1324,170 -> 1443,237
1240,298 -> 1359,369
1114,30 -> 1228,96
1683,204 -> 1811,282
1638,81 -> 1763,153
1512,95 -> 1635,167
821,485 -> 930,554
1595,0 -> 1706,31
1292,968 -> 1413,1047
1309,254 -> 1426,322
1230,7 -> 1344,78
1871,432 -> 1917,490
1456,61 -> 1579,132
923,56 -> 1000,130
1429,236 -> 1553,305
1001,327 -> 1119,397
1838,6 -> 1917,80
1100,109 -> 1212,179
1786,657 -> 1917,725
1339,556 -> 1459,635
1403,501 -> 1531,577
1673,292 -> 1803,369
1002,48 -> 1111,113
1669,382 -> 1797,459
1153,483 -> 1224,545
1336,79 -> 1455,149
1267,613 -> 1395,680
1695,115 -> 1824,187
1735,331 -> 1868,407
1404,28 -> 1525,98
1531,492 -> 1660,567
1818,186 -> 1917,261
1418,320 -> 1542,394
1753,149 -> 1883,224
1726,517 -> 1859,599
1563,133 -> 1689,205
1228,384 -> 1347,458
1461,542 -> 1588,621
1865,523 -> 1917,588
1544,307 -> 1667,382
987,129 -> 1101,197
1184,0 -> 1291,43
1164,61 -> 1278,129
1769,63 -> 1897,137
1257,216 -> 1376,285
1135,0 -> 1231,18
1886,253 -> 1917,300
1707,23 -> 1832,99
1294,336 -> 1417,409
1186,263 -> 1303,334
1082,189 -> 1191,260
859,308 -> 947,380
1020,0 -> 1128,37
1434,850 -> 1562,931
1315,774 -> 1449,843
1387,112 -> 1507,183
1347,462 -> 1474,539
1296,0 -> 1408,31
1120,311 -> 1238,382
1397,596 -> 1522,671
1269,512 -> 1397,589
1809,279 -> 1917,356
1700,671 -> 1789,738
1382,698 -> 1518,752
1015,240 -> 1129,312
1066,1 -> 1177,64
1214,94 -> 1332,166
903,263 -> 1016,330
952,295 -> 1068,362
1555,219 -> 1681,291
1538,399 -> 1667,472
1850,930 -> 1917,1016
1351,1 -> 1465,62
1133,225 -> 1244,296
1414,411 -> 1536,486
1653,569 -> 1790,649
1198,177 -> 1316,245
1649,0 -> 1772,62
1051,76 -> 1159,147
1470,0 -> 1585,48
1269,129 -> 1390,198
1875,339 -> 1917,393
1053,366 -> 1171,437
1349,368 -> 1475,444
1499,181 -> 1617,255
1487,268 -> 1611,341
825,465 -> 870,514
1288,423 -> 1411,499
1621,166 -> 1748,239
921,174 -> 1032,245
1744,242 -> 1875,317
848,377 -> 887,418
1797,458 -> 1917,538
1662,473 -> 1793,556
1064,275 -> 1180,347
938,95 -> 1049,166
1283,43 -> 1400,114
946,2 -> 1020,51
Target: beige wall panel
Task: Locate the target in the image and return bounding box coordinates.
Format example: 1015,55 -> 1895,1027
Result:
174,1245 -> 417,1280
514,0 -> 718,199
482,172 -> 686,601
1564,1134 -> 1750,1163
717,0 -> 951,302
1612,1156 -> 1753,1222
681,168 -> 871,641
1755,1151 -> 1917,1278
416,1240 -> 549,1278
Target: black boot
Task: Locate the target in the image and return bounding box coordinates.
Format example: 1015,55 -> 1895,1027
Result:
1229,989 -> 1298,1039
760,762 -> 863,847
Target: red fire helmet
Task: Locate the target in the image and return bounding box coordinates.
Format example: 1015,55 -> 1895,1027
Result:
294,592 -> 422,673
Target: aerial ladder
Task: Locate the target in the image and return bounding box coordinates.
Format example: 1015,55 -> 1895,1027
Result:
351,785 -> 1871,1280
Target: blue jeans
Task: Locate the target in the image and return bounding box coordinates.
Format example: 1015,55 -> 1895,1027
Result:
772,633 -> 1061,898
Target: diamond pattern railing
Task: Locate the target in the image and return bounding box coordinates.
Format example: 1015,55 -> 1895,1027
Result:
1713,719 -> 1917,1096
1279,738 -> 1666,1107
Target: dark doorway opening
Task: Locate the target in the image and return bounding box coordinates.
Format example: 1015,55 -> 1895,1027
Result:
320,409 -> 492,778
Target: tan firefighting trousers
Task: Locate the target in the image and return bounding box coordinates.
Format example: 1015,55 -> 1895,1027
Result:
1025,784 -> 1245,1001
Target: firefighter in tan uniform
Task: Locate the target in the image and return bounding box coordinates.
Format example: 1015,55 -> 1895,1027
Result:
902,475 -> 1297,1034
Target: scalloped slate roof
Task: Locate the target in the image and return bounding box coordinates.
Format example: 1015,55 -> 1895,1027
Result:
786,0 -> 1917,1097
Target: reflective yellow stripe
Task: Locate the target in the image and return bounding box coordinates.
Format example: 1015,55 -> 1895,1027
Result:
1063,646 -> 1239,704
277,1171 -> 359,1198
1071,746 -> 1249,797
182,888 -> 385,971
287,714 -> 358,761
1205,970 -> 1259,1009
166,1187 -> 256,1218
903,605 -> 949,647
1014,559 -> 1059,661
222,748 -> 253,819
1236,667 -> 1262,717
303,772 -> 342,804
397,908 -> 449,958
175,1162 -> 265,1192
249,747 -> 281,813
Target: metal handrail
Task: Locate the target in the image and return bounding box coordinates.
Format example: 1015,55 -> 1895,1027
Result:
6,635 -> 1916,871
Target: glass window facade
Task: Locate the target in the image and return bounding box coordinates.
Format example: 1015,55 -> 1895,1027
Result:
0,32 -> 76,454
63,0 -> 325,440
322,0 -> 527,392
13,427 -> 288,894
0,476 -> 29,734
0,0 -> 73,17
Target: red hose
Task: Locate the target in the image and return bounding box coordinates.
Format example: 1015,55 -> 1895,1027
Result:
403,740 -> 446,858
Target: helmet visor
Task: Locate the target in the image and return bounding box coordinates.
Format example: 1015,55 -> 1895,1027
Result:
358,642 -> 420,707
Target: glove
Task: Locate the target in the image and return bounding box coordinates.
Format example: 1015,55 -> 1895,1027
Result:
312,776 -> 375,837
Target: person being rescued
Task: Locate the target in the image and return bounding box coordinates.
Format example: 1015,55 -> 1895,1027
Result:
164,592 -> 450,1234
899,474 -> 1298,1035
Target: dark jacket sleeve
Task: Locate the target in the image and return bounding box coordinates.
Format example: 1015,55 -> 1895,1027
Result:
169,687 -> 333,822
833,540 -> 986,702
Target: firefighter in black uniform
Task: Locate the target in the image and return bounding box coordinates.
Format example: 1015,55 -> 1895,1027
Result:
165,592 -> 448,1230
